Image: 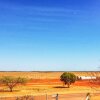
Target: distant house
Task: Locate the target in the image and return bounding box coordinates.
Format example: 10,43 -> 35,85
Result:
78,76 -> 96,80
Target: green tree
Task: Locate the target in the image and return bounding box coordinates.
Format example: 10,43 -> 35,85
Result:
60,72 -> 76,88
0,76 -> 27,92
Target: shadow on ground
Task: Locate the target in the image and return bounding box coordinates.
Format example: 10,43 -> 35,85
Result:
54,86 -> 69,88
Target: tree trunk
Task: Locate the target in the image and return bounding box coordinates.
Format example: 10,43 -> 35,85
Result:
67,82 -> 70,88
9,87 -> 13,92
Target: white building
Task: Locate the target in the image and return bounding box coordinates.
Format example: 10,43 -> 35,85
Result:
79,76 -> 96,80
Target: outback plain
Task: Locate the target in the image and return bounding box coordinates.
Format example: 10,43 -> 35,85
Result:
0,71 -> 99,100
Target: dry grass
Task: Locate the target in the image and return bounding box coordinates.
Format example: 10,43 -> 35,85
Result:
0,71 -> 100,79
0,71 -> 99,98
90,94 -> 100,100
0,82 -> 100,97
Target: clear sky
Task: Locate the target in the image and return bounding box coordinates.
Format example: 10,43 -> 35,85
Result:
0,0 -> 100,71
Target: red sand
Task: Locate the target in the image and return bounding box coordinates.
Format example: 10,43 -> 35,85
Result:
26,79 -> 100,87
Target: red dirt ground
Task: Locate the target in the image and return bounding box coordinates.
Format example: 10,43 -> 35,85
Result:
27,79 -> 100,87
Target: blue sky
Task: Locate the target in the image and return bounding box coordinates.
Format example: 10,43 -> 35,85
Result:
0,0 -> 100,71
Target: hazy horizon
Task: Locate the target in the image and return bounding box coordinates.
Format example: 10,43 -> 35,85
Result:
0,0 -> 100,71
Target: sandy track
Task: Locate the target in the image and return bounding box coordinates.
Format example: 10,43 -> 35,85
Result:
27,93 -> 87,100
0,93 -> 87,100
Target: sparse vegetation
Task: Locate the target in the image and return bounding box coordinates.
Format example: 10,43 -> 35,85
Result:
16,95 -> 34,100
0,76 -> 27,92
0,72 -> 99,99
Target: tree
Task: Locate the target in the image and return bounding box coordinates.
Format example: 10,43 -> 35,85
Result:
60,72 -> 76,88
0,76 -> 27,92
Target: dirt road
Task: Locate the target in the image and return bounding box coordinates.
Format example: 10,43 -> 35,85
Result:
33,93 -> 86,100
0,93 -> 88,100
